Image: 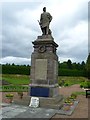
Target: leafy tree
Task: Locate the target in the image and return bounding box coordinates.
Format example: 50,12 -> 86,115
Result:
60,62 -> 68,69
72,62 -> 77,69
67,59 -> 72,69
12,63 -> 15,66
75,63 -> 81,70
81,61 -> 85,70
6,63 -> 10,66
86,53 -> 90,79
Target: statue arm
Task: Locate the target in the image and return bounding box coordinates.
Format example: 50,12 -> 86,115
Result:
40,14 -> 42,24
47,13 -> 52,22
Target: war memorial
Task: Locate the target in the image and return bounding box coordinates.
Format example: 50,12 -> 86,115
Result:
29,7 -> 63,109
1,7 -> 82,119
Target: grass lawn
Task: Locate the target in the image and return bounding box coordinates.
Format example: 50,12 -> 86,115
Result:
1,74 -> 88,86
0,85 -> 29,92
72,91 -> 86,96
58,76 -> 88,86
1,74 -> 30,85
0,74 -> 88,86
0,74 -> 89,92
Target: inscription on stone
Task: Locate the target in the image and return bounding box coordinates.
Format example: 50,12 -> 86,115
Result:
35,59 -> 47,80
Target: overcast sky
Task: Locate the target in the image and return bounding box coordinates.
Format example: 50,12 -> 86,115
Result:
0,0 -> 89,65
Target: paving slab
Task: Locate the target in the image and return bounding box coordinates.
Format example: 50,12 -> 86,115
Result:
0,110 -> 2,115
0,101 -> 79,119
0,103 -> 10,107
0,116 -> 3,120
15,107 -> 57,118
2,107 -> 16,113
1,104 -> 28,119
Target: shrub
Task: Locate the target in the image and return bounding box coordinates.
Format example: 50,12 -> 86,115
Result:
70,93 -> 77,99
18,92 -> 23,95
17,92 -> 23,99
64,83 -> 69,86
64,97 -> 72,103
80,81 -> 90,88
80,84 -> 83,88
58,81 -> 63,86
6,93 -> 14,98
1,85 -> 29,92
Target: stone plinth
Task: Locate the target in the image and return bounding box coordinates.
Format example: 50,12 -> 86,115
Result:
30,35 -> 59,98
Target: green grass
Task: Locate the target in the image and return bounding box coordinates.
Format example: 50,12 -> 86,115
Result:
0,74 -> 89,92
80,81 -> 90,88
58,76 -> 88,86
71,91 -> 86,96
0,75 -> 2,80
0,85 -> 29,92
1,74 -> 88,87
1,74 -> 30,85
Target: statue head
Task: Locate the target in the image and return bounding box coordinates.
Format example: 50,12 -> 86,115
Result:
43,7 -> 46,12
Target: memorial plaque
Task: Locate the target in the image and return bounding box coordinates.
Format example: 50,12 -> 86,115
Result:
35,59 -> 47,80
29,97 -> 39,108
30,87 -> 49,97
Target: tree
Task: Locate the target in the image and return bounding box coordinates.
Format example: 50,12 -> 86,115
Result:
60,62 -> 68,69
86,53 -> 90,79
75,63 -> 81,70
12,63 -> 15,66
81,61 -> 85,70
67,59 -> 72,69
72,62 -> 77,69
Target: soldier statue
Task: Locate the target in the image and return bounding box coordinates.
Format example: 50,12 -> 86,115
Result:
38,7 -> 52,35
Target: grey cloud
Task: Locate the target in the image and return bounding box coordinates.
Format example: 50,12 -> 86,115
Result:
2,2 -> 41,27
57,42 -> 88,63
2,3 -> 40,58
0,56 -> 31,65
1,1 -> 88,65
2,23 -> 34,57
53,1 -> 88,40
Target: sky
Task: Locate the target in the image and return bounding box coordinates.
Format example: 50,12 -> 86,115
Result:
0,0 -> 89,65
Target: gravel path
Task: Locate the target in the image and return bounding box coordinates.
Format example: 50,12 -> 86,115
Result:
52,84 -> 89,118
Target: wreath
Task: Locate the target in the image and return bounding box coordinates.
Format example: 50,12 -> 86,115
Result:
38,45 -> 46,53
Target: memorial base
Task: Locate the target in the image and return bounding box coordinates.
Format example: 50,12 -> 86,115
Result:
29,84 -> 59,97
29,84 -> 63,109
29,95 -> 63,110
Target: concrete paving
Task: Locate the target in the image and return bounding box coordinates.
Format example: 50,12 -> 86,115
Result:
0,101 -> 79,119
0,103 -> 57,119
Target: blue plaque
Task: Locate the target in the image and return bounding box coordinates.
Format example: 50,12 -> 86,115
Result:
30,87 -> 49,97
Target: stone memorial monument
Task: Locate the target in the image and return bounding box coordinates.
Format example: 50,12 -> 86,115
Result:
29,7 -> 63,109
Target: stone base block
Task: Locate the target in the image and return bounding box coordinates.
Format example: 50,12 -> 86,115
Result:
39,95 -> 63,109
28,95 -> 63,110
28,85 -> 63,109
14,95 -> 63,110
